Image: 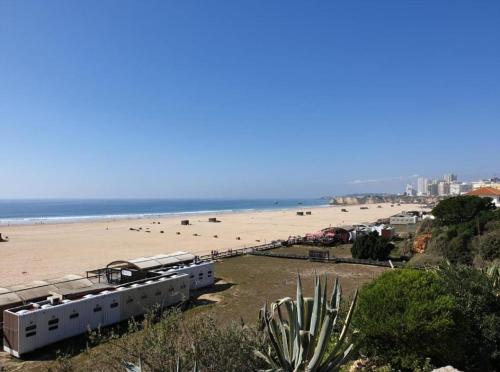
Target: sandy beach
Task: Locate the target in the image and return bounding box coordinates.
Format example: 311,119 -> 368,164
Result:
0,203 -> 419,286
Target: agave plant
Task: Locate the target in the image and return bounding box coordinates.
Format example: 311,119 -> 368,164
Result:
256,275 -> 358,372
485,262 -> 500,295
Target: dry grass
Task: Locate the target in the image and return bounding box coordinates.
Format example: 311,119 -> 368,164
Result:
190,254 -> 386,323
270,244 -> 353,258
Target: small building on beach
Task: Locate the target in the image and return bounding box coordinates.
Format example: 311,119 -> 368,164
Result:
389,214 -> 417,225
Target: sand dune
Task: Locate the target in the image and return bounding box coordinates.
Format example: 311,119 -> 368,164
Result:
0,203 -> 421,286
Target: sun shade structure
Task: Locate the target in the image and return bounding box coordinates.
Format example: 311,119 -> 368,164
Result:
0,275 -> 95,306
0,275 -> 100,323
106,251 -> 195,271
1,281 -> 58,305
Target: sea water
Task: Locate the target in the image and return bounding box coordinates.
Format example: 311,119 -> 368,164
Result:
0,198 -> 327,225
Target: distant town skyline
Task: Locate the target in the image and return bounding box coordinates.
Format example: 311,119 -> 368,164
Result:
1,1 -> 499,198
404,173 -> 500,198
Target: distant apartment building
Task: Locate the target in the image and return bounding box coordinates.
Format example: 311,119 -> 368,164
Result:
472,178 -> 500,191
417,177 -> 428,196
428,182 -> 439,196
412,173 -> 477,197
450,182 -> 472,195
438,181 -> 450,196
405,184 -> 416,197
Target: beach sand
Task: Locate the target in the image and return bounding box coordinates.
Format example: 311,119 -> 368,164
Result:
0,203 -> 421,286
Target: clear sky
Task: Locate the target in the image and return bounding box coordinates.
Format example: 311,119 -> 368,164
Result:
1,1 -> 499,198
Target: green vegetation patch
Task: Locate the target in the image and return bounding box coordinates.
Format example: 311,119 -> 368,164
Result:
351,232 -> 393,261
432,195 -> 495,226
354,266 -> 500,371
353,269 -> 460,371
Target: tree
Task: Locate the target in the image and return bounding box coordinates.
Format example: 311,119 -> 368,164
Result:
351,232 -> 393,261
440,233 -> 474,265
432,196 -> 495,226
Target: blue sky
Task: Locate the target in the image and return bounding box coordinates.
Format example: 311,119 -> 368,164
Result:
0,1 -> 499,198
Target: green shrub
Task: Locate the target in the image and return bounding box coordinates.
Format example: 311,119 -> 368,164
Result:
406,253 -> 445,268
438,264 -> 500,371
441,233 -> 474,265
478,230 -> 500,261
184,316 -> 264,371
353,269 -> 460,370
432,196 -> 495,226
427,227 -> 475,265
351,232 -> 393,260
354,266 -> 500,371
88,309 -> 267,371
417,218 -> 434,234
484,219 -> 500,233
425,231 -> 448,255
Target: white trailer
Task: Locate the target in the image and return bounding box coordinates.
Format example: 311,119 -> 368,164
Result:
156,261 -> 215,290
3,273 -> 189,357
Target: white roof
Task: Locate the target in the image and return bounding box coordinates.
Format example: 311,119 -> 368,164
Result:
108,251 -> 195,270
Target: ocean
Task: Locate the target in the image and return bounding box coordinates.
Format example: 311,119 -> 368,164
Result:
0,198 -> 328,225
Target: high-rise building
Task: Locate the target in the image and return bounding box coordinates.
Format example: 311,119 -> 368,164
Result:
449,183 -> 460,195
444,173 -> 457,183
450,183 -> 469,195
428,182 -> 439,196
405,184 -> 415,196
438,181 -> 450,196
417,177 -> 428,196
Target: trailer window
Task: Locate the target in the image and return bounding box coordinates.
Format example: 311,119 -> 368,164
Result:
25,325 -> 36,332
48,318 -> 59,326
93,305 -> 102,312
190,274 -> 194,279
70,313 -> 79,319
126,297 -> 133,304
110,302 -> 119,308
155,290 -> 162,296
140,293 -> 147,299
26,331 -> 36,337
48,325 -> 58,331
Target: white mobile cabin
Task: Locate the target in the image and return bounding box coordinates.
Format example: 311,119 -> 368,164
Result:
3,273 -> 189,357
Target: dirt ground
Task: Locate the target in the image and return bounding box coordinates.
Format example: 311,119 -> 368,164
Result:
193,254 -> 386,323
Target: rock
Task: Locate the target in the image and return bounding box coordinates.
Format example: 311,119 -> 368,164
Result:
432,366 -> 462,372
